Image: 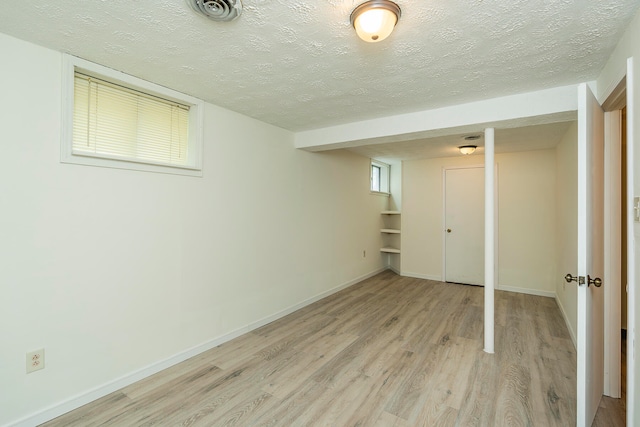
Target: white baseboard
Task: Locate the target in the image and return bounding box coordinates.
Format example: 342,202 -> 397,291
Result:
399,271 -> 442,281
383,272 -> 557,301
555,294 -> 577,349
388,265 -> 401,275
246,267 -> 387,330
497,285 -> 556,299
8,267 -> 387,427
8,328 -> 252,427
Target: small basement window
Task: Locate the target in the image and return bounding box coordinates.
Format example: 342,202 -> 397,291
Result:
371,159 -> 390,194
61,54 -> 204,176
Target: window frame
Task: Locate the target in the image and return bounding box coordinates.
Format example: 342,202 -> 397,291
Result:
371,164 -> 382,192
61,54 -> 205,177
370,159 -> 390,195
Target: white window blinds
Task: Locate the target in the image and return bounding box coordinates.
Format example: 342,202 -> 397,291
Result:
73,72 -> 190,167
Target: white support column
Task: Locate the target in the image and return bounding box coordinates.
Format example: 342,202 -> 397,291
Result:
484,127 -> 495,354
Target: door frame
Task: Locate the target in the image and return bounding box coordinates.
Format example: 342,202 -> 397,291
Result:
603,108 -> 623,399
441,164 -> 499,285
598,58 -> 634,425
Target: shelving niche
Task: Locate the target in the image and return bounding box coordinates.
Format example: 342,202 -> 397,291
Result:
380,211 -> 401,254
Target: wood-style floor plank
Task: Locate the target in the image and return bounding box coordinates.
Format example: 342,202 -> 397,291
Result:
41,271 -> 596,426
593,331 -> 627,427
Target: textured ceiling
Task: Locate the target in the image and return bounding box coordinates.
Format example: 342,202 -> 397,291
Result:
0,0 -> 638,133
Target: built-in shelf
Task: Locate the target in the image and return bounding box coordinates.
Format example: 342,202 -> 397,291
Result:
380,211 -> 401,256
380,247 -> 401,254
381,228 -> 401,234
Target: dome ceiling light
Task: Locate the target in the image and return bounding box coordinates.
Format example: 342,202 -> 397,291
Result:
350,0 -> 401,43
458,134 -> 482,154
458,145 -> 477,155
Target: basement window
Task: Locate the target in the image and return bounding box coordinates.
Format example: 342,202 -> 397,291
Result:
371,159 -> 390,194
61,54 -> 204,176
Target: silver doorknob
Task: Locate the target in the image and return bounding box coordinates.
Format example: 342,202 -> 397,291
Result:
588,275 -> 602,287
565,274 -> 585,285
446,229 -> 452,233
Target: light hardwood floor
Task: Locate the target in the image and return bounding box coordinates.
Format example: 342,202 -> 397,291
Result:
592,332 -> 627,427
43,271 -> 583,426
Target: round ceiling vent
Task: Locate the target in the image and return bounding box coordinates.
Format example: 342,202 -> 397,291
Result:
186,0 -> 243,21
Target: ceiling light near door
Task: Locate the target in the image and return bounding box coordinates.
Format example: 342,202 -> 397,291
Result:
458,145 -> 477,155
351,0 -> 401,43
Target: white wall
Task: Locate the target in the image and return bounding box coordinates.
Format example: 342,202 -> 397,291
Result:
597,8 -> 640,420
388,159 -> 402,212
555,122 -> 579,344
402,148 -> 558,295
0,33 -> 388,426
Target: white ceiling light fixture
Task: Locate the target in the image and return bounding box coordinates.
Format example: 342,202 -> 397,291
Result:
350,0 -> 401,43
186,0 -> 243,21
458,145 -> 477,155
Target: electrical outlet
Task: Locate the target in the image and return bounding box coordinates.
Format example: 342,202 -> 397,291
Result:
26,349 -> 45,373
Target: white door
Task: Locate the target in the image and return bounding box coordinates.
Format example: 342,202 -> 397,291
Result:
575,83 -> 605,426
444,167 -> 484,285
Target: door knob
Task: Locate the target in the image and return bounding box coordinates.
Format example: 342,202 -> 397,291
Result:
587,275 -> 602,287
565,274 -> 585,285
446,229 -> 452,233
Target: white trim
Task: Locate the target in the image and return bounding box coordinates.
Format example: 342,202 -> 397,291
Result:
400,271 -> 442,281
61,54 -> 204,177
7,267 -> 387,427
388,265 -> 401,275
556,294 -> 578,348
626,55 -> 636,427
599,64 -> 628,108
396,275 -> 557,300
497,285 -> 556,298
246,267 -> 388,330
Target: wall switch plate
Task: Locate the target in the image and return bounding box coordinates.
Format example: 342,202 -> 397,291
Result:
26,349 -> 45,373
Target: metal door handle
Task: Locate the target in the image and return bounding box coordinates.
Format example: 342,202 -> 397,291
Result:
588,275 -> 602,287
446,229 -> 452,233
565,274 -> 585,285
